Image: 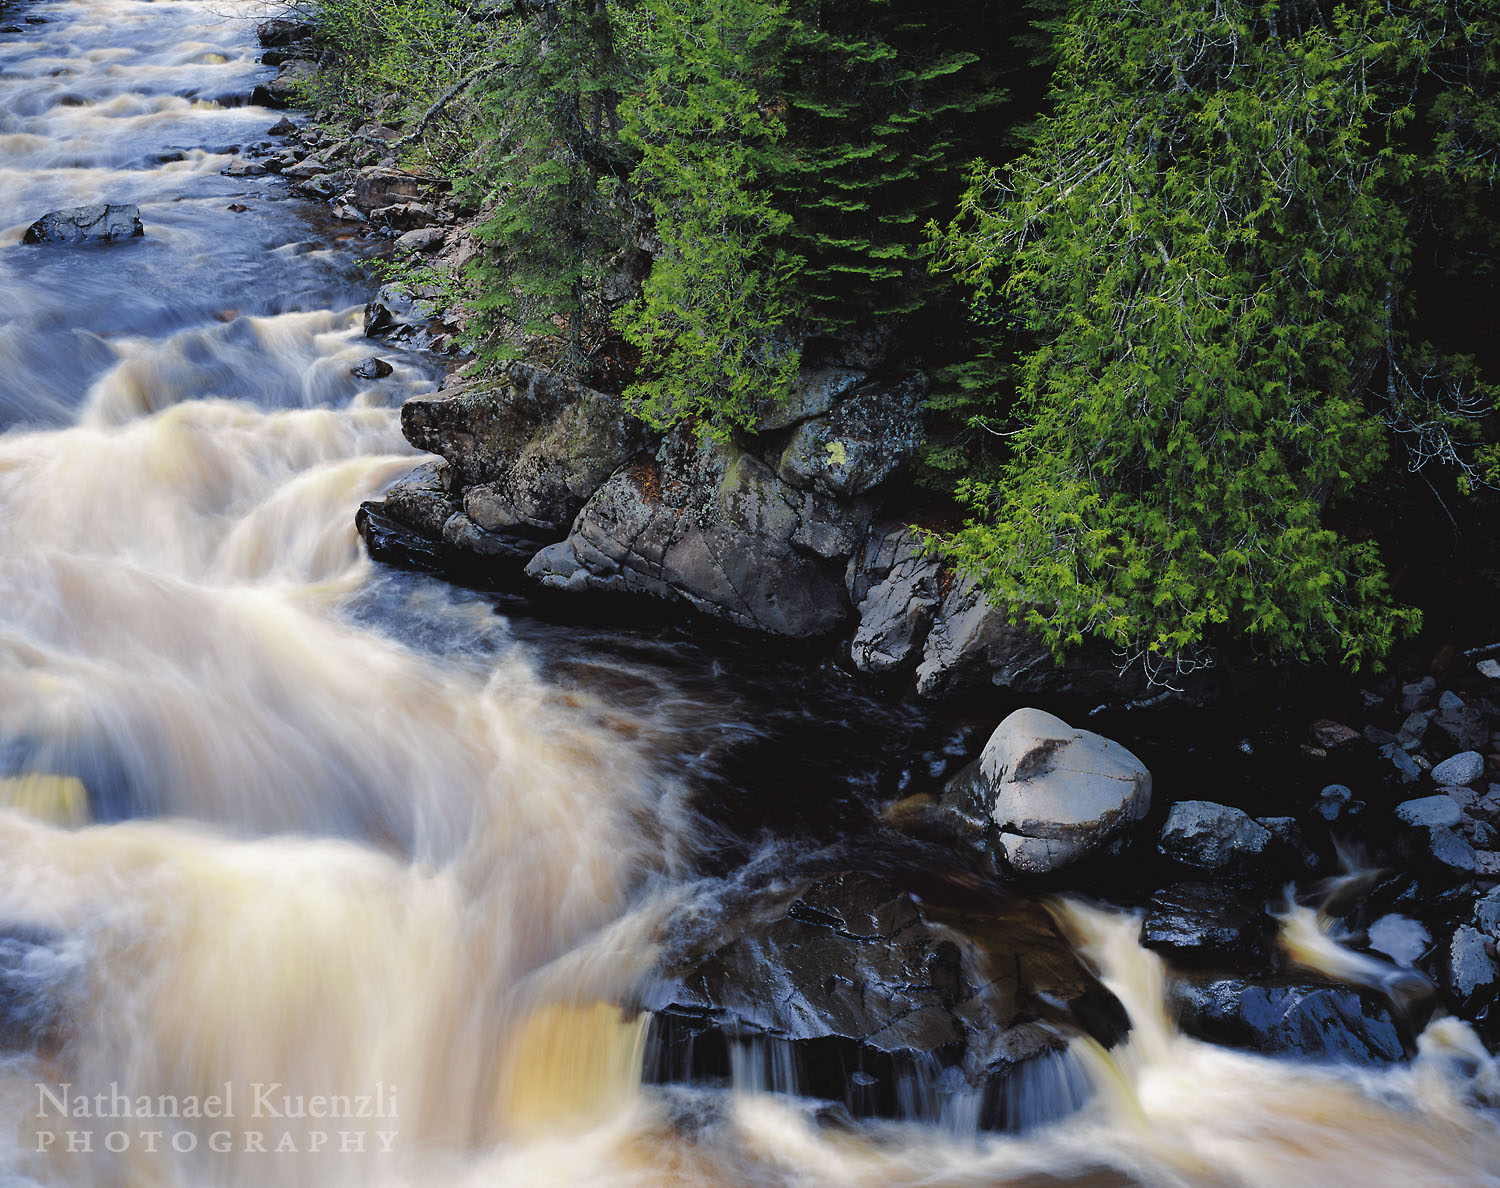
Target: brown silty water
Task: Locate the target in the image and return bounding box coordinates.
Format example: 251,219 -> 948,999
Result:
1,2 -> 1499,1185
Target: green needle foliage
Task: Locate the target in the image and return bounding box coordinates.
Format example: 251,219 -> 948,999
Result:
931,0 -> 1500,681
615,0 -> 802,435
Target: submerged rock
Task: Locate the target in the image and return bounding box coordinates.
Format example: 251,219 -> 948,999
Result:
640,871 -> 1128,1131
1140,883 -> 1272,966
939,708 -> 1151,876
22,203 -> 143,245
1170,977 -> 1409,1064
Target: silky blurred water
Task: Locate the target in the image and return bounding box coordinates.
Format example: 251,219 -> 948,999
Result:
1,3 -> 1499,1186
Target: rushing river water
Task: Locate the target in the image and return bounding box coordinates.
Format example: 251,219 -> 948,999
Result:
2,2 -> 1500,1185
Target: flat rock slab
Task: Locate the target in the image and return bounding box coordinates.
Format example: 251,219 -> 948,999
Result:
22,203 -> 143,245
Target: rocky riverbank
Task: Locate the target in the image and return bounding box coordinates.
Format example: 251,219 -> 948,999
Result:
236,14 -> 1500,1100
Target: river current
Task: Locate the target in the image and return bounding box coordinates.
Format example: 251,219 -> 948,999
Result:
1,2 -> 1499,1185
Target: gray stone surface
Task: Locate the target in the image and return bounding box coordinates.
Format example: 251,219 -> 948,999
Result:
22,203 -> 143,245
1366,914 -> 1430,968
946,708 -> 1151,875
1396,795 -> 1464,829
525,428 -> 858,638
1448,926 -> 1497,1001
1159,801 -> 1272,873
775,374 -> 926,497
846,526 -> 941,676
1432,751 -> 1485,787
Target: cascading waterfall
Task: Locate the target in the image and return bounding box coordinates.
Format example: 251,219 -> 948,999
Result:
2,2 -> 1500,1186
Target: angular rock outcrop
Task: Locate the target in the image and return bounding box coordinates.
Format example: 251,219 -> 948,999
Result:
640,870 -> 1129,1130
938,708 -> 1152,875
22,204 -> 143,245
398,362 -> 644,549
775,373 -> 926,497
1158,802 -> 1273,875
526,428 -> 861,638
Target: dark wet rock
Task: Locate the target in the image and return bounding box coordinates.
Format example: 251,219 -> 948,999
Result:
1309,719 -> 1360,748
774,373 -> 926,498
0,925 -> 82,1053
364,301 -> 397,338
1397,710 -> 1431,750
268,116 -> 297,136
251,59 -> 315,109
1256,816 -> 1317,874
356,501 -> 465,575
403,363 -> 645,540
938,708 -> 1151,876
22,203 -> 143,245
640,871 -> 1128,1130
1170,976 -> 1409,1064
1432,751 -> 1485,787
1140,883 -> 1272,967
1427,827 -> 1478,876
526,427 -> 857,638
223,157 -> 264,177
1432,695 -> 1489,753
1159,802 -> 1272,875
1399,677 -> 1437,714
382,460 -> 455,540
256,18 -> 314,46
1379,742 -> 1423,782
351,356 -> 393,380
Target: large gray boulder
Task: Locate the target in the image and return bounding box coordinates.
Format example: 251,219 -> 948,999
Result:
943,708 -> 1152,875
400,363 -> 644,545
775,374 -> 926,497
22,204 -> 143,245
526,428 -> 860,638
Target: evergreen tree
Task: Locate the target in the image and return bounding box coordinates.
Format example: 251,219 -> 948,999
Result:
616,0 -> 802,434
932,0 -> 1500,682
464,0 -> 637,375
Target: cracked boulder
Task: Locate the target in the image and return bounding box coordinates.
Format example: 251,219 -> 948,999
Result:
639,870 -> 1128,1131
939,708 -> 1152,876
397,363 -> 644,555
525,427 -> 861,637
23,204 -> 143,245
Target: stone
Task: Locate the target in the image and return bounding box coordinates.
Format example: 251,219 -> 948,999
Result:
1309,719 -> 1360,748
1474,888 -> 1500,938
846,526 -> 941,677
251,59 -> 316,109
1447,926 -> 1497,1004
395,226 -> 446,253
1432,751 -> 1485,787
223,157 -> 265,177
369,202 -> 439,232
1159,802 -> 1273,874
1396,710 -> 1431,750
525,428 -> 856,638
641,870 -> 1128,1130
1396,795 -> 1464,829
1366,915 -> 1430,968
22,204 -> 143,245
1314,784 -> 1354,822
1478,659 -> 1500,679
382,460 -> 454,540
351,356 -> 393,380
1140,883 -> 1272,966
1432,703 -> 1489,753
753,365 -> 865,431
346,166 -> 429,213
775,373 -> 927,497
1380,743 -> 1423,783
943,708 -> 1151,875
1170,977 -> 1408,1064
1476,850 -> 1500,877
256,17 -> 314,46
403,364 -> 646,539
268,116 -> 297,136
1428,827 -> 1478,876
